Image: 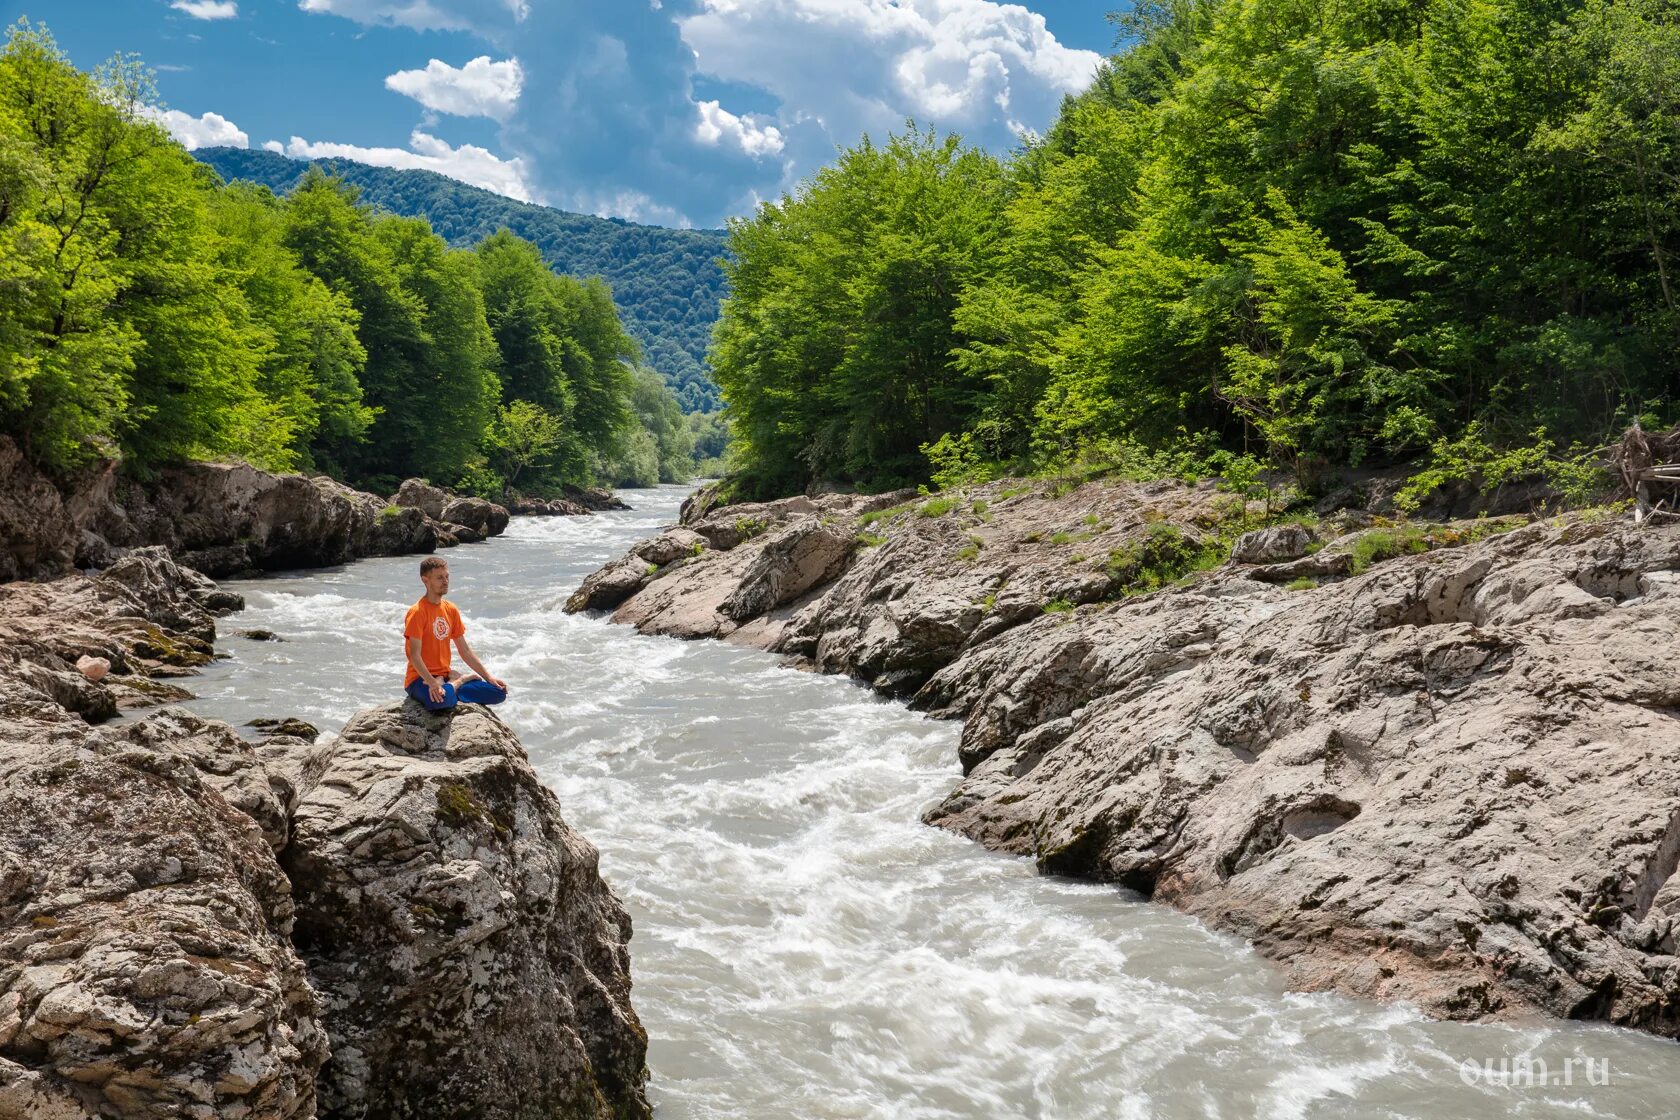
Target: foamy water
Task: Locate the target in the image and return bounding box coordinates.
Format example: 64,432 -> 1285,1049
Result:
182,484 -> 1680,1119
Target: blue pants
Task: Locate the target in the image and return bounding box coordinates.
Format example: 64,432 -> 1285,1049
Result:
406,677 -> 507,711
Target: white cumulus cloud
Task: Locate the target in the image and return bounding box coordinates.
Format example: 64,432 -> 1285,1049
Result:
695,99 -> 783,157
276,129 -> 538,202
681,0 -> 1101,140
171,0 -> 239,19
295,0 -> 1104,225
385,56 -> 523,120
296,0 -> 520,32
142,107 -> 249,150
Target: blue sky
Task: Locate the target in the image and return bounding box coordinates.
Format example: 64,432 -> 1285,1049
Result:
22,1 -> 1123,227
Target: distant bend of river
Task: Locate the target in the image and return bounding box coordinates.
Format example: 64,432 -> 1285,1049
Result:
182,484 -> 1679,1120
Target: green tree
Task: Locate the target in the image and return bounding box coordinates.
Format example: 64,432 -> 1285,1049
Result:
0,20 -> 293,472
712,125 -> 1007,494
279,169 -> 427,476
208,182 -> 373,467
373,215 -> 500,483
488,399 -> 565,489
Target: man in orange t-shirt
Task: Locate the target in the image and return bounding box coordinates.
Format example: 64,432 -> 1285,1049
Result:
403,556 -> 508,711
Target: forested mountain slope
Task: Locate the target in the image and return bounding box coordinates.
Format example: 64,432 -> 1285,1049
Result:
197,146 -> 726,412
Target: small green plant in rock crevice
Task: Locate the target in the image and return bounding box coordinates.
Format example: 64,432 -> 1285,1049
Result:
919,496 -> 957,518
859,502 -> 914,527
1347,527 -> 1430,574
734,515 -> 771,540
1101,520 -> 1228,597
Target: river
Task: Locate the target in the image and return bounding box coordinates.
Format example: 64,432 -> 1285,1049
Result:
180,484 -> 1679,1120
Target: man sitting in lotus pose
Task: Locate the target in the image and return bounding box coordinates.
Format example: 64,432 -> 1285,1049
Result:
403,556 -> 509,711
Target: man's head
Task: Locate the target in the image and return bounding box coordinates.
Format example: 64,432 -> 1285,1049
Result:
420,556 -> 449,598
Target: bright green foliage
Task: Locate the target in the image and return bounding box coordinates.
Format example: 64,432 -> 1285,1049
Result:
686,410 -> 731,476
1347,527 -> 1432,574
208,183 -> 372,468
0,22 -> 678,496
0,25 -> 138,469
712,127 -> 1007,496
0,22 -> 282,470
1394,423 -> 1603,512
711,0 -> 1680,495
488,400 -> 566,488
595,366 -> 694,487
921,430 -> 999,491
372,216 -> 501,482
277,169 -> 430,478
197,146 -> 727,412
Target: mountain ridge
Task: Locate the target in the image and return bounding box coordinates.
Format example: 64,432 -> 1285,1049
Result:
196,146 -> 726,413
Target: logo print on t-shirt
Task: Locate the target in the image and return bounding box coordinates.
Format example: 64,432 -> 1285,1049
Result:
432,615 -> 450,640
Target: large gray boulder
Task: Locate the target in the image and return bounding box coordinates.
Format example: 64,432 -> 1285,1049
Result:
632,528 -> 708,567
719,519 -> 854,622
565,555 -> 657,614
0,554 -> 652,1118
0,698 -> 652,1120
441,496 -> 511,539
284,702 -> 649,1119
392,478 -> 451,520
0,709 -> 328,1120
925,518 -> 1680,1035
1230,522 -> 1316,564
75,463 -> 436,577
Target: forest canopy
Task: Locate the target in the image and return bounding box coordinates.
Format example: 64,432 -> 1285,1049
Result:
196,146 -> 728,414
0,21 -> 700,496
711,0 -> 1680,498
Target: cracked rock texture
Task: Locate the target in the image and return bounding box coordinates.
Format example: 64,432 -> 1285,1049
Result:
0,707 -> 326,1120
285,703 -> 648,1120
0,439 -> 513,582
575,476 -> 1680,1036
0,554 -> 650,1119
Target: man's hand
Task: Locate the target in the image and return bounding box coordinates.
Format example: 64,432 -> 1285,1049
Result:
428,679 -> 446,704
489,676 -> 507,694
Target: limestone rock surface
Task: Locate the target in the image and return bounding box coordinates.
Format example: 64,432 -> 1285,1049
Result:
0,553 -> 652,1119
0,709 -> 327,1120
925,518 -> 1680,1034
285,702 -> 649,1120
441,496 -> 511,538
81,463 -> 438,577
575,474 -> 1680,1037
0,436 -> 76,583
392,478 -> 452,520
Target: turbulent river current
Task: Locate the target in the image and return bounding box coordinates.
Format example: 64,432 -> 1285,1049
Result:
181,484 -> 1679,1120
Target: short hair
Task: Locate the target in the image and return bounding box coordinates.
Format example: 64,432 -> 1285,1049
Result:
420,556 -> 448,576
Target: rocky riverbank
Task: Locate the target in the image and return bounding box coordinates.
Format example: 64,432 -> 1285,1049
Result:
569,476 -> 1680,1038
0,435 -> 630,583
0,550 -> 650,1118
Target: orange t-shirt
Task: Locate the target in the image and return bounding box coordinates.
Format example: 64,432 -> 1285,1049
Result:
403,597 -> 464,687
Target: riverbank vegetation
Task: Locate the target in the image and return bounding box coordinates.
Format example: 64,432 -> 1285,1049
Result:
712,0 -> 1680,502
0,22 -> 698,498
